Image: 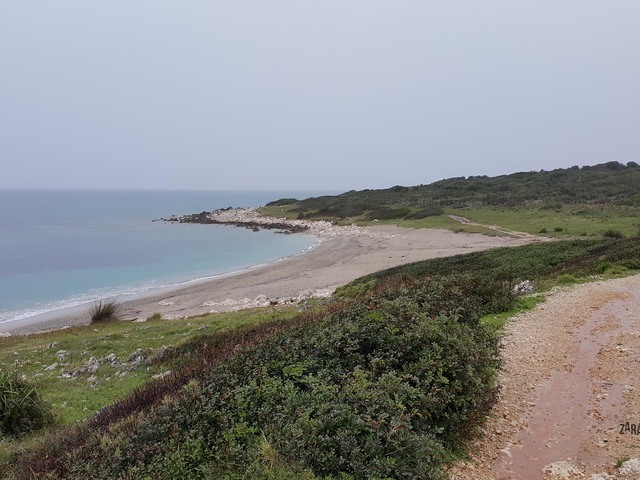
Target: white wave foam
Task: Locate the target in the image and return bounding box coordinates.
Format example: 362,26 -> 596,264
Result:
0,236 -> 321,327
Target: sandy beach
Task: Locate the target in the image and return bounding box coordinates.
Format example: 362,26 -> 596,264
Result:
2,220 -> 537,336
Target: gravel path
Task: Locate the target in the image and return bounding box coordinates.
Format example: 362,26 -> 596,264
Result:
451,274 -> 640,479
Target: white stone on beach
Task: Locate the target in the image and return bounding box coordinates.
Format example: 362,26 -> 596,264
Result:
199,288 -> 335,312
203,208 -> 392,240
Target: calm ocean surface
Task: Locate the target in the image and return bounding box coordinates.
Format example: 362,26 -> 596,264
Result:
0,190 -> 329,326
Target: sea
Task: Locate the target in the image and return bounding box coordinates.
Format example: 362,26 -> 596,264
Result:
0,190 -> 330,328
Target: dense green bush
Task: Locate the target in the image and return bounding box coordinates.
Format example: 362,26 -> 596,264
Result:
404,207 -> 445,219
363,207 -> 411,221
348,237 -> 640,290
0,369 -> 53,437
17,278 -> 501,479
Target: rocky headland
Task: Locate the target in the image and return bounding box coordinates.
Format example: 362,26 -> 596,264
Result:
161,207 -> 389,239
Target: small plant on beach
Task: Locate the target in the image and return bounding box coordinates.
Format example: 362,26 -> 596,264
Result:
146,312 -> 162,321
89,299 -> 120,323
0,369 -> 54,437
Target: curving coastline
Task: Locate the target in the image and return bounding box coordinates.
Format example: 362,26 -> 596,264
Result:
3,214 -> 534,336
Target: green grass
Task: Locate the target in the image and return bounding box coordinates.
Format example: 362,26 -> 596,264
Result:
0,307 -> 297,425
480,294 -> 546,333
258,205 -> 302,219
259,205 -> 510,236
262,202 -> 640,239
370,215 -> 507,236
10,276 -> 501,479
0,307 -> 297,471
0,306 -> 298,466
261,163 -> 640,236
444,205 -> 640,237
382,204 -> 639,238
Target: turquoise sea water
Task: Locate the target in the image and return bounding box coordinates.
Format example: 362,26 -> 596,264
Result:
0,190 -> 326,326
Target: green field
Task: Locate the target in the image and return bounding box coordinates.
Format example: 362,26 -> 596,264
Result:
261,204 -> 639,239
444,205 -> 639,237
0,307 -> 298,465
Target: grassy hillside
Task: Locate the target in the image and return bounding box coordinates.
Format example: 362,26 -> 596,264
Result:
340,237 -> 640,292
262,162 -> 640,237
4,236 -> 639,479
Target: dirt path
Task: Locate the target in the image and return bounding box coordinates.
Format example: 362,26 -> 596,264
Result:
448,214 -> 546,242
451,275 -> 640,480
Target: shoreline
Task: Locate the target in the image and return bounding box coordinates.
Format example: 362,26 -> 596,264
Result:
0,235 -> 322,331
1,216 -> 537,336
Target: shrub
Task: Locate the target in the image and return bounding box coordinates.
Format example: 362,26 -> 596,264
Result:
404,207 -> 444,219
89,299 -> 119,323
557,274 -> 578,285
0,369 -> 54,437
265,198 -> 299,207
17,278 -> 500,479
364,207 -> 411,221
604,265 -> 628,275
334,280 -> 377,299
603,229 -> 624,239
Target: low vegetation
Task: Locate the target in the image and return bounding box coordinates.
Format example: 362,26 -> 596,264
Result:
8,276 -> 506,479
0,369 -> 53,438
89,299 -> 120,323
2,163 -> 639,478
341,237 -> 640,292
261,162 -> 640,237
3,235 -> 638,479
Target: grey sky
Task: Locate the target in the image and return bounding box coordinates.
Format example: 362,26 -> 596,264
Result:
1,2 -> 639,191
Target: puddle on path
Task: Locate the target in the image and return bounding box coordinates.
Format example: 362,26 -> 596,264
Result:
495,287 -> 634,479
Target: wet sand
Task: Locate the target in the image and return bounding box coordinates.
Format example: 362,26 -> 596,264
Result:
2,225 -> 533,336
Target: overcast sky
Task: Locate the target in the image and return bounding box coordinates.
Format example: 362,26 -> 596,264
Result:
1,2 -> 639,191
